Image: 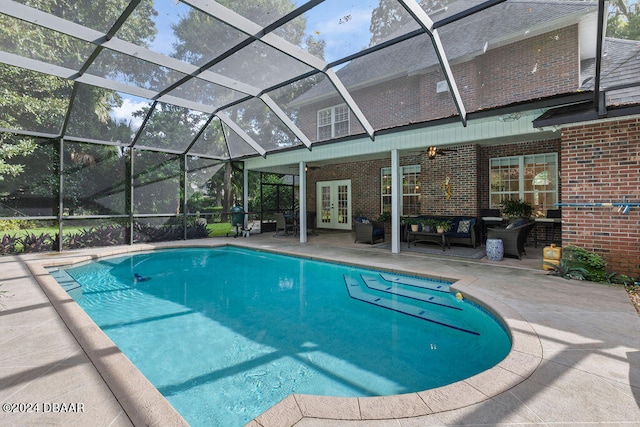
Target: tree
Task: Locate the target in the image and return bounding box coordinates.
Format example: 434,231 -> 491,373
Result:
0,139 -> 37,182
369,0 -> 453,46
0,0 -> 157,186
608,0 -> 640,40
170,0 -> 312,215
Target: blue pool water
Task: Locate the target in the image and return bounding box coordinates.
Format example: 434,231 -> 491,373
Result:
53,247 -> 511,426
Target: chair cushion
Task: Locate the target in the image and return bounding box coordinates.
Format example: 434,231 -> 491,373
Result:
506,219 -> 529,229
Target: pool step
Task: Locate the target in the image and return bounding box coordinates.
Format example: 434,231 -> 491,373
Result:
360,274 -> 460,310
47,268 -> 83,298
378,273 -> 450,293
344,275 -> 479,336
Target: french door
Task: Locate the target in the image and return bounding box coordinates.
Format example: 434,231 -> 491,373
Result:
316,180 -> 351,230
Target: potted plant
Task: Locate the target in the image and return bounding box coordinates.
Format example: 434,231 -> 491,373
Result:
377,211 -> 391,223
405,217 -> 420,232
434,219 -> 453,233
421,218 -> 437,233
500,198 -> 533,221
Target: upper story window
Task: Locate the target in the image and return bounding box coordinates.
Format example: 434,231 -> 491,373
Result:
490,153 -> 558,216
381,165 -> 421,216
317,104 -> 349,140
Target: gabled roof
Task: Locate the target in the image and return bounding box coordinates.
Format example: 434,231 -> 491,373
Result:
297,0 -> 597,104
581,38 -> 640,107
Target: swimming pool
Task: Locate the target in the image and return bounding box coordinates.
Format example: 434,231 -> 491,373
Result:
52,246 -> 511,426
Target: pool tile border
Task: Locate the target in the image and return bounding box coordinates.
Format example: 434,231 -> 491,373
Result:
26,243 -> 543,427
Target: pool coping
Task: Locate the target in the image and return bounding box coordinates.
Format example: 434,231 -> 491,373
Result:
25,242 -> 543,427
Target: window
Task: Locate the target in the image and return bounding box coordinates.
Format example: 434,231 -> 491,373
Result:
317,104 -> 349,140
490,153 -> 558,216
381,165 -> 421,215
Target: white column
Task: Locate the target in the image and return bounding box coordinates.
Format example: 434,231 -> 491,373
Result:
299,161 -> 307,243
391,149 -> 401,254
243,165 -> 249,228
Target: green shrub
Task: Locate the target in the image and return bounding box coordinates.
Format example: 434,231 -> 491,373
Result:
0,220 -> 30,232
544,259 -> 587,280
562,245 -> 607,282
377,211 -> 391,222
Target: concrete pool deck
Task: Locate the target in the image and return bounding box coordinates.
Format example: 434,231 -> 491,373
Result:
1,232 -> 639,426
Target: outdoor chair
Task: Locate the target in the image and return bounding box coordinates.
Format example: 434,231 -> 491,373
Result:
274,212 -> 294,237
353,216 -> 385,244
486,220 -> 536,259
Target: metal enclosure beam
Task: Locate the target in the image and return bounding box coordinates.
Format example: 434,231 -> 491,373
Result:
397,0 -> 468,126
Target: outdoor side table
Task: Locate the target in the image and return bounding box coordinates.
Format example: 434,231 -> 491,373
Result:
486,238 -> 504,261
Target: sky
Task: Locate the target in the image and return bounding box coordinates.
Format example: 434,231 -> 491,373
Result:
112,0 -> 383,124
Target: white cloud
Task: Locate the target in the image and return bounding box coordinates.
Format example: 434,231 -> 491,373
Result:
110,98 -> 149,129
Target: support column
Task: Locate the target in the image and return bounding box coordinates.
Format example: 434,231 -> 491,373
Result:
243,165 -> 249,229
299,162 -> 307,243
391,149 -> 401,254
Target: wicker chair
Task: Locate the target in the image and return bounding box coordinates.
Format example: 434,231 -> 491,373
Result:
486,220 -> 536,259
353,216 -> 385,244
274,212 -> 294,237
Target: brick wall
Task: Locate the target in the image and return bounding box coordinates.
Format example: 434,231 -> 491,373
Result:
297,26 -> 580,141
304,148 -> 478,221
561,117 -> 640,277
477,25 -> 579,108
306,155 -> 420,220
419,144 -> 478,216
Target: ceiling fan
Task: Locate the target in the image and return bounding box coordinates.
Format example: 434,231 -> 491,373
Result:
427,146 -> 458,160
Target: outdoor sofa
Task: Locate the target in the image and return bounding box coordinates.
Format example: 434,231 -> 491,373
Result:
406,215 -> 479,248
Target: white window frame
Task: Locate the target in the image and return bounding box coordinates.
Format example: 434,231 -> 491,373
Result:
317,104 -> 350,140
489,153 -> 558,216
381,165 -> 421,215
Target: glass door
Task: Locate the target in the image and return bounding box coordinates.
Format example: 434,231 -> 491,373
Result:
316,180 -> 351,230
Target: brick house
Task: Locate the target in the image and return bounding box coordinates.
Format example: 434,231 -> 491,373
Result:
246,0 -> 640,276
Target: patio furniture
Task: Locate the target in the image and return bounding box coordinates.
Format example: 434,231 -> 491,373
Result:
480,208 -> 504,243
407,230 -> 451,251
274,212 -> 294,237
486,220 -> 536,259
353,216 -> 385,244
306,211 -> 317,235
534,209 -> 561,247
405,215 -> 478,247
485,238 -> 504,261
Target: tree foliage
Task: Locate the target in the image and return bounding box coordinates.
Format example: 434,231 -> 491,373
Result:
608,0 -> 640,40
0,0 -> 157,186
170,0 -> 313,212
369,0 -> 453,46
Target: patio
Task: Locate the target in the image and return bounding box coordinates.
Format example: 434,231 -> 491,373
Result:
1,232 -> 639,426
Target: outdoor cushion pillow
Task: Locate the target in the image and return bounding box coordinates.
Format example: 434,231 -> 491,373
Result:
457,219 -> 471,233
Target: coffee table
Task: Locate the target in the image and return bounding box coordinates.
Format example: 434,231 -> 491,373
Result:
407,231 -> 451,251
